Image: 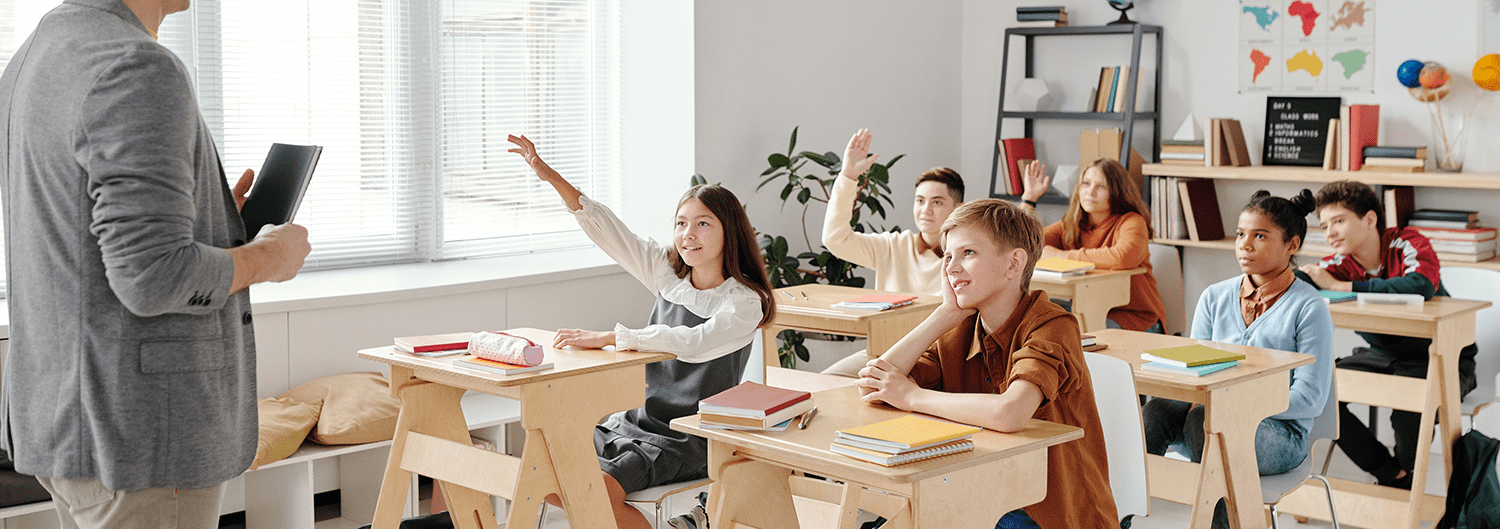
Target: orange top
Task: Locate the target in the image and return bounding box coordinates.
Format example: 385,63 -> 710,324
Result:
1044,212 -> 1166,332
910,291 -> 1118,529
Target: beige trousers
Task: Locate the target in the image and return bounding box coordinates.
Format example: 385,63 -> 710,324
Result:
36,477 -> 225,529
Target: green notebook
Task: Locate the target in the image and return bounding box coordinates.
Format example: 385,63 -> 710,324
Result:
1140,344 -> 1246,368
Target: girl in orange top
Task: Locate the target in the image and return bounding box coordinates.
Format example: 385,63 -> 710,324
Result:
1020,158 -> 1167,332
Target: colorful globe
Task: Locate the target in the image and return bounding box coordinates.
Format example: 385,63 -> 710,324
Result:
1476,54 -> 1500,92
1396,59 -> 1425,88
1419,62 -> 1450,89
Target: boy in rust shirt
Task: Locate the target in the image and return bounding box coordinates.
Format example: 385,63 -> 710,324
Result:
857,198 -> 1117,529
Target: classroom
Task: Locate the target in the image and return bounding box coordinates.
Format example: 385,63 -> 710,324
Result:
0,0 -> 1498,528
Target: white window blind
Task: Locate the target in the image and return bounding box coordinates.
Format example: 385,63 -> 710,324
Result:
0,0 -> 621,298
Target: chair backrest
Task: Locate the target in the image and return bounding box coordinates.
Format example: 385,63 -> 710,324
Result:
1148,243 -> 1186,336
1084,352 -> 1149,520
1438,267 -> 1500,413
1262,369 -> 1340,502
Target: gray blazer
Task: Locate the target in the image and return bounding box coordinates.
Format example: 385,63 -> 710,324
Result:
0,0 -> 256,491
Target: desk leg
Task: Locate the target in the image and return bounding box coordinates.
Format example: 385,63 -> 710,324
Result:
1072,277 -> 1131,333
706,441 -> 800,529
1431,317 -> 1472,483
372,367 -> 498,529
763,325 -> 784,368
1201,374 -> 1290,529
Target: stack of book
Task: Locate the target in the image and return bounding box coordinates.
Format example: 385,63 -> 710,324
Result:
1319,290 -> 1358,304
1408,210 -> 1494,262
394,332 -> 472,357
1140,344 -> 1246,377
698,381 -> 814,431
1336,104 -> 1380,171
1081,334 -> 1105,352
830,415 -> 981,467
1160,139 -> 1206,166
1016,5 -> 1067,27
1090,67 -> 1141,113
1205,118 -> 1252,167
1033,257 -> 1095,279
1361,146 -> 1427,173
831,293 -> 917,311
996,137 -> 1035,196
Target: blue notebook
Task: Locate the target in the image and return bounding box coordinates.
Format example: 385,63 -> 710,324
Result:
1141,360 -> 1238,377
1319,290 -> 1358,304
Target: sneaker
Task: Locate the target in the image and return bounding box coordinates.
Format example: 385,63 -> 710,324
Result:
667,504 -> 709,529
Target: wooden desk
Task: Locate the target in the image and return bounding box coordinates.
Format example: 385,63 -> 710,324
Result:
1091,329 -> 1315,529
1277,297 -> 1490,529
359,328 -> 674,529
1031,267 -> 1146,332
670,386 -> 1082,529
764,284 -> 940,367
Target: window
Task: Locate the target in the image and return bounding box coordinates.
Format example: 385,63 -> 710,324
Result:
0,0 -> 621,297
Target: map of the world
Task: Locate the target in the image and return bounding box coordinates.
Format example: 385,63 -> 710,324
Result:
1240,0 -> 1376,93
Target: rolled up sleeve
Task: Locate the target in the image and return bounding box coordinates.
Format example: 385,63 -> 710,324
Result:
1005,316 -> 1081,406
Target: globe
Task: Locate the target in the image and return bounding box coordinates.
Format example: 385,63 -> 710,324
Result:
1475,54 -> 1500,92
1396,59 -> 1425,88
1107,0 -> 1138,24
1419,62 -> 1450,89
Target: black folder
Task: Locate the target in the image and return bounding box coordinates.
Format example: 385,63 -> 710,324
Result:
239,143 -> 322,239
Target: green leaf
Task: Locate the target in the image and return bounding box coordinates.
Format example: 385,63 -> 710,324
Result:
761,165 -> 781,176
768,152 -> 790,168
797,188 -> 811,204
780,184 -> 794,201
795,344 -> 810,362
789,127 -> 799,154
690,173 -> 707,186
885,153 -> 904,168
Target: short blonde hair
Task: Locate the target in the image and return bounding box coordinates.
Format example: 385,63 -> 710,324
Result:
941,199 -> 1043,291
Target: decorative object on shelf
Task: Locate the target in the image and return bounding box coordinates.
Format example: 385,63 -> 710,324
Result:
1400,59 -> 1493,172
1262,96 -> 1341,167
1013,78 -> 1059,112
1107,0 -> 1137,25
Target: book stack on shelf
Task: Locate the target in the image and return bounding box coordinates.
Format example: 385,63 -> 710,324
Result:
1150,176 -> 1221,242
996,137 -> 1036,196
830,415 -> 981,467
1016,5 -> 1068,27
1033,257 -> 1095,279
1090,67 -> 1141,113
1331,104 -> 1380,171
1205,118 -> 1252,167
1361,146 -> 1428,173
1409,209 -> 1494,262
1160,139 -> 1205,166
1140,344 -> 1246,377
698,381 -> 814,432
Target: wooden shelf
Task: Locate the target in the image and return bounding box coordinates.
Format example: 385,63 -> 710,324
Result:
1153,237 -> 1500,271
1142,164 -> 1500,191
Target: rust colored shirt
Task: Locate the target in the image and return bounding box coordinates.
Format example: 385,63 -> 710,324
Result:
909,290 -> 1118,529
1044,212 -> 1166,332
1239,264 -> 1296,327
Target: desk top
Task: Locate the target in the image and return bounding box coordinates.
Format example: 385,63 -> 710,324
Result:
1029,266 -> 1146,285
765,367 -> 859,393
1090,329 -> 1315,392
772,284 -> 941,323
1324,296 -> 1490,324
358,328 -> 675,387
671,385 -> 1081,485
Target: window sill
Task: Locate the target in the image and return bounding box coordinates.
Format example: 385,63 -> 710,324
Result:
0,247 -> 624,339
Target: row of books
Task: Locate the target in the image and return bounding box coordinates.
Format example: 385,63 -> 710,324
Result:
1408,209 -> 1495,262
1088,66 -> 1141,114
1360,145 -> 1428,173
996,137 -> 1036,196
1141,344 -> 1245,377
1157,119 -> 1251,167
1150,177 -> 1223,242
1015,5 -> 1068,27
1323,104 -> 1380,171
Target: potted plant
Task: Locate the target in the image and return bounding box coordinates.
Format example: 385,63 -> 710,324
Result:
755,127 -> 903,368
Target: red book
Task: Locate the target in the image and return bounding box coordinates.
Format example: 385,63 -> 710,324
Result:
1002,138 -> 1035,196
1348,104 -> 1380,171
844,294 -> 917,305
394,332 -> 473,353
698,381 -> 812,418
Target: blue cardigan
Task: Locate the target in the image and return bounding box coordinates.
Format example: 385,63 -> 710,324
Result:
1193,275 -> 1335,434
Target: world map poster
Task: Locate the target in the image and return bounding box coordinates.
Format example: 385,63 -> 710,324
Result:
1240,0 -> 1376,94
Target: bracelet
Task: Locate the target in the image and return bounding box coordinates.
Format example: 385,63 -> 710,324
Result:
1022,199 -> 1038,207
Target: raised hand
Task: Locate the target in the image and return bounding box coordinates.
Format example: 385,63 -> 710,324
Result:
840,128 -> 880,180
507,134 -> 561,182
1020,160 -> 1050,204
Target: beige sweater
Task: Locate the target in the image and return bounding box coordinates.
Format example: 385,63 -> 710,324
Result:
821,176 -> 945,296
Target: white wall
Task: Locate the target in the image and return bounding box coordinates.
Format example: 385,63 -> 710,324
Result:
620,1 -> 697,243
695,0 -> 966,261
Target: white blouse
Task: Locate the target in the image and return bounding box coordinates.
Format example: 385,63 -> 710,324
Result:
571,195 -> 763,363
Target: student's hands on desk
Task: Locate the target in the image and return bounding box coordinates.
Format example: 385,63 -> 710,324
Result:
1298,263 -> 1351,291
553,329 -> 616,349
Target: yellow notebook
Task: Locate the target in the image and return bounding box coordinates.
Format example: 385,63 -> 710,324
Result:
1034,257 -> 1096,273
835,415 -> 982,451
1141,344 -> 1246,368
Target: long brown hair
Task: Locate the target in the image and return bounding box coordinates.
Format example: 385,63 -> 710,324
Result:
667,185 -> 777,327
1060,158 -> 1154,247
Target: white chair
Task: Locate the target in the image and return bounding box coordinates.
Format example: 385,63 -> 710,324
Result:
1437,267 -> 1500,424
1265,375 -> 1340,528
1084,353 -> 1150,524
1148,243 -> 1186,336
624,478 -> 713,529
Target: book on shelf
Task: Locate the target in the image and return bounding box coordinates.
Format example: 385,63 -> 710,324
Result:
1323,118 -> 1339,170
1017,11 -> 1068,21
1428,238 -> 1497,255
835,415 -> 983,452
1364,157 -> 1426,167
701,417 -> 795,432
700,399 -> 814,430
1221,119 -> 1252,166
1363,146 -> 1428,159
1016,20 -> 1069,27
1112,66 -> 1131,112
1002,138 -> 1035,196
830,439 -> 974,467
1360,164 -> 1424,173
997,140 -> 1012,195
1347,104 -> 1380,171
1384,186 -> 1414,229
699,381 -> 812,418
1016,5 -> 1066,14
453,356 -> 554,376
1160,152 -> 1206,161
1338,105 -> 1351,171
1161,139 -> 1205,147
1410,226 -> 1497,242
1142,360 -> 1238,377
1094,68 -> 1113,113
1035,257 -> 1096,275
1436,250 -> 1496,263
1409,219 -> 1480,230
1410,209 -> 1479,222
1141,344 -> 1246,367
1178,178 -> 1225,241
1320,290 -> 1358,304
395,332 -> 473,353
831,294 -> 918,311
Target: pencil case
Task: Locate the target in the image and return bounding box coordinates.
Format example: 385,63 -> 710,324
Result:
469,331 -> 545,366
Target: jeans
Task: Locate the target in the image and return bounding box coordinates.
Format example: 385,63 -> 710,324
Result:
995,509 -> 1041,529
1105,318 -> 1164,333
1141,399 -> 1308,529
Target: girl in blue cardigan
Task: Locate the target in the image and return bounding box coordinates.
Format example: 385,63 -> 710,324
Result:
1142,190 -> 1335,529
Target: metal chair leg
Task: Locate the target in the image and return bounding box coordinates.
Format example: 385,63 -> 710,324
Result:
536,502 -> 549,529
1270,504 -> 1281,529
1310,474 -> 1340,529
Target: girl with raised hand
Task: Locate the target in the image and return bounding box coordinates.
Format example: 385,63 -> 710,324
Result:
507,134 -> 775,529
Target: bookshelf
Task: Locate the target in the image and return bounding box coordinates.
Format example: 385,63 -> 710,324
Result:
990,24 -> 1164,204
1145,163 -> 1500,270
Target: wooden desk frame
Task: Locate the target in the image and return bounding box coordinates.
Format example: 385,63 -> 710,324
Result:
1275,298 -> 1488,529
360,329 -> 673,529
672,386 -> 1082,529
1032,268 -> 1146,332
1092,329 -> 1315,529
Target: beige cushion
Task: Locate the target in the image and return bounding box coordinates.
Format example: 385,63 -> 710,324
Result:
279,372 -> 402,445
252,397 -> 322,469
